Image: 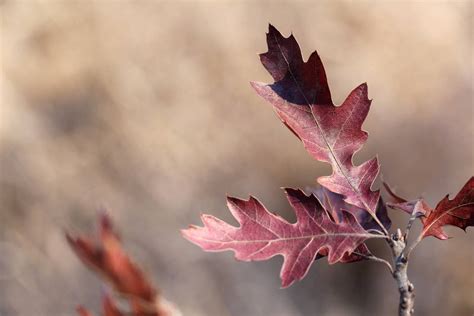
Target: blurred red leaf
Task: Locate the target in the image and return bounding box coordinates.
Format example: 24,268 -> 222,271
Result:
76,296 -> 125,316
67,213 -> 175,316
251,25 -> 381,222
102,295 -> 124,316
77,306 -> 95,316
66,214 -> 156,302
183,188 -> 377,287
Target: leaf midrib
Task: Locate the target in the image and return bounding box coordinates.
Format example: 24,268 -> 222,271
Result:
190,232 -> 385,245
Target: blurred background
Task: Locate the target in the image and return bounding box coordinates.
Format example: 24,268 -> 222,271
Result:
1,1 -> 473,315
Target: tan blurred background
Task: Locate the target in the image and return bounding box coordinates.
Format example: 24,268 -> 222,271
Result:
1,1 -> 473,315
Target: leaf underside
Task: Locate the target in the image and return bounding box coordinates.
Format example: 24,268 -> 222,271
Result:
184,189 -> 374,288
251,24 -> 381,217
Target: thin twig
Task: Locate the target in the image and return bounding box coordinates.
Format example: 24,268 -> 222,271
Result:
405,234 -> 423,259
373,216 -> 390,237
353,251 -> 394,274
403,206 -> 419,241
366,228 -> 386,236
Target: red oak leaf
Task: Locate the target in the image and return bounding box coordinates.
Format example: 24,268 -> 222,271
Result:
421,177 -> 474,240
385,178 -> 474,240
251,25 -> 381,222
183,188 -> 377,287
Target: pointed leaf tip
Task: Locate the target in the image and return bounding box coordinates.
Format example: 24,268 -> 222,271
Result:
421,177 -> 474,239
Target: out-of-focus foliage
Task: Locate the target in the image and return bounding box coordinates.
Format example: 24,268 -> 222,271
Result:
67,213 -> 178,316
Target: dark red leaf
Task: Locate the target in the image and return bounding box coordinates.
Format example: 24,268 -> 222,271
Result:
385,178 -> 474,240
183,189 -> 376,287
421,177 -> 474,240
251,25 -> 381,222
308,185 -> 391,231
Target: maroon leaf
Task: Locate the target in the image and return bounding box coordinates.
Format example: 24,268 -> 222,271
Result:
385,178 -> 474,240
251,25 -> 381,222
308,185 -> 391,231
183,189 -> 377,287
421,177 -> 474,240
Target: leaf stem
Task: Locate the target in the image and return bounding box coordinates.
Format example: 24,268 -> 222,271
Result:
366,228 -> 385,235
405,234 -> 423,259
403,206 -> 419,241
373,216 -> 390,237
353,251 -> 393,274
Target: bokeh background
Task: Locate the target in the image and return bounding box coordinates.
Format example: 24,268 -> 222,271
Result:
1,1 -> 473,315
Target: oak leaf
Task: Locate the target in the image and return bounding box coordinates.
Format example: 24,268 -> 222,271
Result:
421,177 -> 474,240
251,25 -> 381,221
385,177 -> 474,239
183,188 -> 378,287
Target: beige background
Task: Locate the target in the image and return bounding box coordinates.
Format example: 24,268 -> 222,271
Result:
1,1 -> 473,315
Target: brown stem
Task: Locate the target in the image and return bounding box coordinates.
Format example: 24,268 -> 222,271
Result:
353,251 -> 394,274
389,229 -> 415,316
